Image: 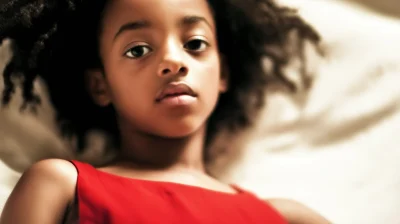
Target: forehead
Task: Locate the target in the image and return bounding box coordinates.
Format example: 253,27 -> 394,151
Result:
102,0 -> 215,28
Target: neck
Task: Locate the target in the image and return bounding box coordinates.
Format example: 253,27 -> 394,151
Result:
116,123 -> 207,172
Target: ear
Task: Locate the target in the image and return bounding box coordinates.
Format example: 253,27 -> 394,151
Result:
85,69 -> 112,107
219,55 -> 229,93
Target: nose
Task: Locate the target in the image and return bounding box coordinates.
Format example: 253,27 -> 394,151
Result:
157,41 -> 188,77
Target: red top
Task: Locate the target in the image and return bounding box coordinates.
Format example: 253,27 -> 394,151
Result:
71,160 -> 287,224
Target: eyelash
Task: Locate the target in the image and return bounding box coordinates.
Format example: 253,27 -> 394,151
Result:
124,39 -> 210,59
184,39 -> 209,52
124,45 -> 152,59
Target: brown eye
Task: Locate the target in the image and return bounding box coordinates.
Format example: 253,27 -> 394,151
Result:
184,39 -> 208,52
125,45 -> 152,58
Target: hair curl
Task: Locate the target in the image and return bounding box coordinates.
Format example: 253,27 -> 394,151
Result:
0,0 -> 320,152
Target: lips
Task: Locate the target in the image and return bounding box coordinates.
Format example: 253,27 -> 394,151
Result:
155,82 -> 197,102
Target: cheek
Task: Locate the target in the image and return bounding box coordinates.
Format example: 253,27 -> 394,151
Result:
104,62 -> 156,115
99,38 -> 155,108
195,54 -> 222,108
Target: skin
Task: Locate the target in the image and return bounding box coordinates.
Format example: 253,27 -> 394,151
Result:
0,0 -> 331,223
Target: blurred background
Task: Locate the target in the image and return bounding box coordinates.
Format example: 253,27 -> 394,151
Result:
1,0 -> 400,223
346,0 -> 400,17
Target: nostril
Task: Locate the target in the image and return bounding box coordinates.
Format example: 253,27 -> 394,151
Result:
160,67 -> 187,76
179,67 -> 187,73
162,69 -> 171,75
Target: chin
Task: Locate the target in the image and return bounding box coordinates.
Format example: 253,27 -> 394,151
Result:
156,119 -> 206,139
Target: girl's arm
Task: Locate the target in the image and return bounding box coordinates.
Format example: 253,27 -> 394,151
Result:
267,199 -> 332,224
0,159 -> 77,224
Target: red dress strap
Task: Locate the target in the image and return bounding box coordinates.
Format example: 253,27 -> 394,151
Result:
70,160 -> 105,223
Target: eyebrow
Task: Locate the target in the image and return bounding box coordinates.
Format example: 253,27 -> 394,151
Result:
114,20 -> 151,40
180,16 -> 212,29
114,16 -> 212,40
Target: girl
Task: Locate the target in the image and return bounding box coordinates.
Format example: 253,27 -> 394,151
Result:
0,0 -> 330,223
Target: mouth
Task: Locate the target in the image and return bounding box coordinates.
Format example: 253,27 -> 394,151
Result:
156,82 -> 197,102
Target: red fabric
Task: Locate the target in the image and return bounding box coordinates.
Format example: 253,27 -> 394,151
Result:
71,160 -> 288,224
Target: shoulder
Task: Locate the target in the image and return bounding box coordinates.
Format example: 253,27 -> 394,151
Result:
0,159 -> 77,223
266,198 -> 332,224
14,158 -> 78,202
22,158 -> 78,188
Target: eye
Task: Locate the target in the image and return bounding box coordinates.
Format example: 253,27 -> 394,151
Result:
184,39 -> 209,52
124,45 -> 152,59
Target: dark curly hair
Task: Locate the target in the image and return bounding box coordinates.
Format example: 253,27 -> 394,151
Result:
0,0 -> 320,153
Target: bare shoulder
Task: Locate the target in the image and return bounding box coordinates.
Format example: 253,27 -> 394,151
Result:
16,158 -> 78,195
24,158 -> 78,184
266,198 -> 332,224
0,159 -> 77,224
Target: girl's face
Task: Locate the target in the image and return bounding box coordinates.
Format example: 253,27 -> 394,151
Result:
87,0 -> 228,138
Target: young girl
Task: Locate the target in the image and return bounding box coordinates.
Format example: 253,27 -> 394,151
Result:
0,0 -> 330,223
